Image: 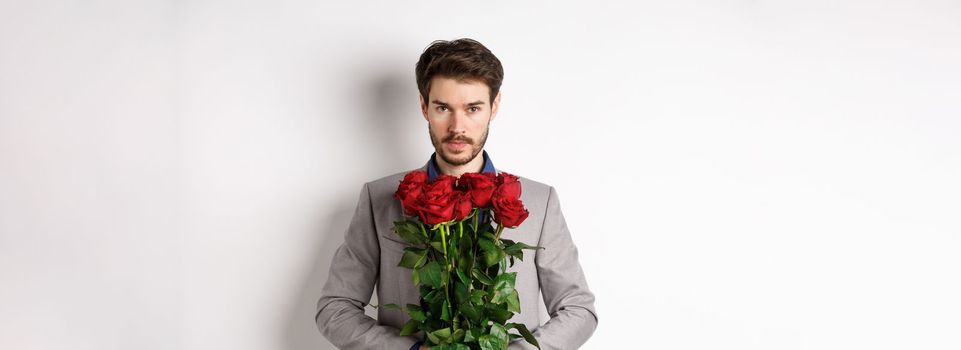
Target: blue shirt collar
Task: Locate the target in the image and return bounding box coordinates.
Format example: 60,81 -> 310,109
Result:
426,149 -> 496,181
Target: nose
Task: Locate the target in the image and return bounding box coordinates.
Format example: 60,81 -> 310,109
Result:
447,109 -> 468,136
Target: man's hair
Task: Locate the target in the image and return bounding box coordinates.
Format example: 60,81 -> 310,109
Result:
415,38 -> 504,105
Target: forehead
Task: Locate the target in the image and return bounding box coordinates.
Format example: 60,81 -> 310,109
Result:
428,76 -> 490,102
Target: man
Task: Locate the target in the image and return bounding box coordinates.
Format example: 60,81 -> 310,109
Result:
315,38 -> 598,350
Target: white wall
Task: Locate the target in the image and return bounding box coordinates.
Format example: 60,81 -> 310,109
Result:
1,1 -> 959,349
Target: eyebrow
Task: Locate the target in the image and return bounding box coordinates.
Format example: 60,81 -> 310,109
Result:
431,100 -> 487,107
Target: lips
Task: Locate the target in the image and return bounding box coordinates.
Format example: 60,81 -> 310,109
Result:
446,140 -> 468,150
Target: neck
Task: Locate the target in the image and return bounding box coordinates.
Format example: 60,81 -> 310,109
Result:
436,151 -> 485,178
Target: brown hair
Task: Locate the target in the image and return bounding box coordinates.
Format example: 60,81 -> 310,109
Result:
415,38 -> 504,105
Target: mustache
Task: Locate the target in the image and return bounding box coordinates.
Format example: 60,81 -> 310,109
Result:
444,136 -> 472,144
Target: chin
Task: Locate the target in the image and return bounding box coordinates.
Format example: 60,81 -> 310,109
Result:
441,150 -> 475,166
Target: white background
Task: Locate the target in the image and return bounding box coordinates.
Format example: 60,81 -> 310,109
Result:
1,1 -> 959,349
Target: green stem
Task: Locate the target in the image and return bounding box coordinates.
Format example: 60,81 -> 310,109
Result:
440,223 -> 448,257
450,223 -> 456,270
443,224 -> 455,328
494,224 -> 507,275
494,224 -> 505,243
473,208 -> 479,233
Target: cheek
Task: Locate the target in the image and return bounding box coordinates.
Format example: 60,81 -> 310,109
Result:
428,120 -> 447,136
469,116 -> 489,129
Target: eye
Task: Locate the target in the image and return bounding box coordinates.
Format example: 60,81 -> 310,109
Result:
436,106 -> 449,112
468,106 -> 480,113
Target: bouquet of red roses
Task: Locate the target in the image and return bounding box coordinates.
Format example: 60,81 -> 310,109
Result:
381,170 -> 543,350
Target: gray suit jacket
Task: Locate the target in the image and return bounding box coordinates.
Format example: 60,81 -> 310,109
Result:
315,163 -> 598,350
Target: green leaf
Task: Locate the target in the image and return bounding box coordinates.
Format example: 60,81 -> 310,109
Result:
458,230 -> 473,256
455,267 -> 471,285
491,272 -> 517,304
393,220 -> 426,244
451,328 -> 465,342
371,303 -> 400,310
426,288 -> 445,304
398,247 -> 428,269
399,318 -> 421,336
407,303 -> 426,322
505,247 -> 522,260
428,327 -> 453,344
419,261 -> 443,288
471,268 -> 494,286
489,323 -> 509,349
478,236 -> 505,268
441,300 -> 451,321
428,295 -> 444,320
507,322 -> 540,349
506,289 -> 521,313
470,289 -> 487,305
434,344 -> 470,350
505,241 -> 544,257
464,328 -> 482,343
485,303 -> 513,324
430,241 -> 446,253
478,335 -> 498,350
454,281 -> 470,306
449,234 -> 458,256
458,301 -> 481,323
480,228 -> 497,241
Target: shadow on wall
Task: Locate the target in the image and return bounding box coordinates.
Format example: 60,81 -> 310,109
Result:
369,70 -> 423,173
283,62 -> 423,350
285,206 -> 353,350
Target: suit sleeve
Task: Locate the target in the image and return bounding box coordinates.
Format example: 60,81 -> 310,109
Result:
509,186 -> 599,350
315,182 -> 422,350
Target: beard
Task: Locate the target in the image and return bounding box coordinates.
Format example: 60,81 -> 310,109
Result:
428,122 -> 490,166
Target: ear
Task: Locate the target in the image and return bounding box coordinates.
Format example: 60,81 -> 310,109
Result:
490,91 -> 502,122
420,95 -> 429,121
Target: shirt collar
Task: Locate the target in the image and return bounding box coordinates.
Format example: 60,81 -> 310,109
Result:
426,149 -> 497,181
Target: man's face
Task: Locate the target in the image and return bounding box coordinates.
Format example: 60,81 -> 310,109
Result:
421,76 -> 501,166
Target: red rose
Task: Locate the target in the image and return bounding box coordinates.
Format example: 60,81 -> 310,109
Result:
457,172 -> 497,208
451,190 -> 473,221
491,182 -> 529,228
416,175 -> 457,225
493,172 -> 522,200
394,171 -> 428,216
423,175 -> 456,198
494,180 -> 521,201
495,172 -> 519,187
